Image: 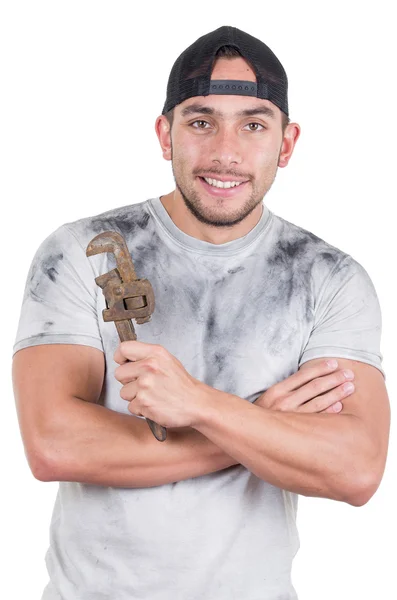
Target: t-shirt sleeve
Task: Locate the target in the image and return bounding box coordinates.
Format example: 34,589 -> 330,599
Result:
299,255 -> 385,379
13,224 -> 103,355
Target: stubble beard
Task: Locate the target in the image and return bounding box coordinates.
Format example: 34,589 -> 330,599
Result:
170,145 -> 280,229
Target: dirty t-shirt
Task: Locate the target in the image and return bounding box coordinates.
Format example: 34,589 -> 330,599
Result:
13,197 -> 384,600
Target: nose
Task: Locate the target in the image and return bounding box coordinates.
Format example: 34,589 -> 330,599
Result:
209,126 -> 242,167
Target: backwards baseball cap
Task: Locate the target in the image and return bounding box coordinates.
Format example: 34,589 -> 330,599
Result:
162,26 -> 288,117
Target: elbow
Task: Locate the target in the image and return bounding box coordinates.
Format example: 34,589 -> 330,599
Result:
327,456 -> 382,506
345,479 -> 379,507
26,441 -> 59,482
32,461 -> 54,482
344,465 -> 383,507
336,434 -> 387,507
347,446 -> 387,507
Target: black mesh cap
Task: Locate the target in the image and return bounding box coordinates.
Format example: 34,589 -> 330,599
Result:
162,26 -> 288,117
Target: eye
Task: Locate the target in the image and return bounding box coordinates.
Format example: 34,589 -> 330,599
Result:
244,122 -> 265,132
191,120 -> 211,129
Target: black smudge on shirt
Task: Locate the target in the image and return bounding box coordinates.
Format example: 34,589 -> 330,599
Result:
89,206 -> 150,239
213,351 -> 226,373
200,303 -> 235,390
84,207 -> 160,286
28,251 -> 64,301
228,265 -> 245,275
185,286 -> 202,314
242,222 -> 344,356
266,225 -> 341,316
43,253 -> 64,282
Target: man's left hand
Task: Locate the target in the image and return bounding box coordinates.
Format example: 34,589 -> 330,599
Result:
114,341 -> 210,428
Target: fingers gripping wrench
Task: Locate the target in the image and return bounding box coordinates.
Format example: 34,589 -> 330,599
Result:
86,230 -> 167,442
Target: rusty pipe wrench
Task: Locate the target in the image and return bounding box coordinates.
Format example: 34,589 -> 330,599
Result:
86,230 -> 167,442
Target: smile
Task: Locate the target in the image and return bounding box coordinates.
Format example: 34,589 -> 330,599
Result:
202,177 -> 243,189
198,176 -> 249,197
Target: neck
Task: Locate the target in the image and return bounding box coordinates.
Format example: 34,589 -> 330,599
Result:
159,189 -> 264,245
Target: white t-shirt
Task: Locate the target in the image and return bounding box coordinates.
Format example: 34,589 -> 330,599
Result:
13,197 -> 384,600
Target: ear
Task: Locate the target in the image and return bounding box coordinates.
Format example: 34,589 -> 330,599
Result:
278,122 -> 301,168
155,115 -> 172,161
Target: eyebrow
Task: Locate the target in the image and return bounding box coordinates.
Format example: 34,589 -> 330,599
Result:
180,103 -> 277,121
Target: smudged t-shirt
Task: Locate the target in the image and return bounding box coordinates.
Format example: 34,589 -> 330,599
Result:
13,197 -> 384,600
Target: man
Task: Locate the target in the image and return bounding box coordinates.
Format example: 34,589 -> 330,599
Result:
12,26 -> 390,600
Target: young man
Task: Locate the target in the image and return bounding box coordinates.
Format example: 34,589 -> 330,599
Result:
13,26 -> 390,600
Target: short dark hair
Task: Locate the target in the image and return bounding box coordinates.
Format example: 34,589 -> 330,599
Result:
164,45 -> 290,133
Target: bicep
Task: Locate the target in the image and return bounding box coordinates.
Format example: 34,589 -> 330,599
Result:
12,344 -> 105,463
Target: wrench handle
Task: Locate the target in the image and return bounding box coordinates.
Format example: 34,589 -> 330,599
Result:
115,320 -> 167,442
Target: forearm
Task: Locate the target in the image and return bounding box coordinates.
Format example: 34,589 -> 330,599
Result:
193,387 -> 374,505
42,397 -> 238,487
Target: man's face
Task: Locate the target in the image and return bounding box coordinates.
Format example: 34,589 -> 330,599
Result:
169,57 -> 285,228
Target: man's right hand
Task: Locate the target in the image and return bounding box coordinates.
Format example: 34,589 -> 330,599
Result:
255,360 -> 355,414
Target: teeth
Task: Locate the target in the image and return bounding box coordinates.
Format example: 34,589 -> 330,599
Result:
203,177 -> 242,189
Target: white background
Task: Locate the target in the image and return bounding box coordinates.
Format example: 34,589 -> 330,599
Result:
1,1 -> 396,599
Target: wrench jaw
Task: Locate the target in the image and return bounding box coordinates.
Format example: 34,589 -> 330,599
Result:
94,268 -> 121,290
102,280 -> 155,326
95,269 -> 155,326
86,231 -> 137,283
86,230 -> 167,442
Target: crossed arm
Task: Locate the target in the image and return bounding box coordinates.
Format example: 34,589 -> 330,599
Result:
189,364 -> 388,506
12,343 -> 390,506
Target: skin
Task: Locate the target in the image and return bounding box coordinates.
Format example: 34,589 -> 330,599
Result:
155,56 -> 301,244
113,342 -> 389,505
114,343 -> 352,427
13,344 -> 360,492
